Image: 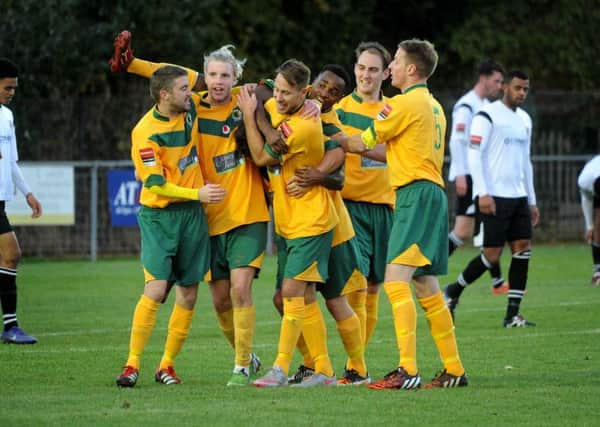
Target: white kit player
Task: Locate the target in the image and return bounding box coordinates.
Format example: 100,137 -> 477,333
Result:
447,60 -> 506,293
578,155 -> 600,285
444,70 -> 539,328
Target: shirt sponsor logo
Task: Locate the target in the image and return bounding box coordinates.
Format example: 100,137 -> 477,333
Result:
222,124 -> 231,135
178,145 -> 199,174
377,104 -> 392,120
213,150 -> 243,174
139,147 -> 156,167
361,156 -> 387,169
503,137 -> 527,145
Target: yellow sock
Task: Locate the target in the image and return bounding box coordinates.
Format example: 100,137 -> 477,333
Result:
233,306 -> 256,368
419,292 -> 465,376
346,290 -> 367,346
215,308 -> 235,350
384,281 -> 418,375
302,301 -> 334,377
274,297 -> 305,375
337,313 -> 367,377
159,303 -> 194,369
365,291 -> 379,345
126,295 -> 159,369
126,58 -> 161,78
296,333 -> 314,369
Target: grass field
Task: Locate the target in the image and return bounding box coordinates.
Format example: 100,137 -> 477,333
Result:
1,243 -> 598,426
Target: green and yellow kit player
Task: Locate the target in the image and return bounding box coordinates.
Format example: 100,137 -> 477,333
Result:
116,65 -> 226,388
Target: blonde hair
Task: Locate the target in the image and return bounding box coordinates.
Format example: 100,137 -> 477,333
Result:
204,44 -> 246,82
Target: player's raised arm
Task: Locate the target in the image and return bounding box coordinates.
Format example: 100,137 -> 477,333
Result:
108,30 -> 206,91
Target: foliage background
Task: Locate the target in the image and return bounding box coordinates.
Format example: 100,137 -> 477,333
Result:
1,0 -> 599,161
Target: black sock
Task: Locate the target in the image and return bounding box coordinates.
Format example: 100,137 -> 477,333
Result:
446,253 -> 489,299
0,268 -> 18,331
489,263 -> 504,286
449,238 -> 457,256
448,232 -> 463,257
592,243 -> 600,273
505,251 -> 530,320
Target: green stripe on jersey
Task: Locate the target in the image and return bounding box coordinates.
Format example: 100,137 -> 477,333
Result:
149,130 -> 190,147
198,107 -> 243,138
144,174 -> 166,188
149,107 -> 197,147
322,123 -> 341,137
335,110 -> 374,131
324,139 -> 341,151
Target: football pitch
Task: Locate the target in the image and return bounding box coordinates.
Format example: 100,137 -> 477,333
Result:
2,243 -> 598,426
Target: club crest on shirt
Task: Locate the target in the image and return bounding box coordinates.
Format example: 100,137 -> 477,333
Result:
222,124 -> 231,135
139,147 -> 156,166
377,104 -> 392,120
231,107 -> 243,122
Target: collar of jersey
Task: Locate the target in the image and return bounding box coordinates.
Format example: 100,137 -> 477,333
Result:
351,90 -> 384,104
402,83 -> 428,94
152,107 -> 171,122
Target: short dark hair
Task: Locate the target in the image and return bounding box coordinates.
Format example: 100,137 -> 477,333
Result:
0,58 -> 19,79
149,65 -> 188,102
478,59 -> 505,77
506,70 -> 529,82
276,59 -> 310,89
320,64 -> 352,94
355,41 -> 392,69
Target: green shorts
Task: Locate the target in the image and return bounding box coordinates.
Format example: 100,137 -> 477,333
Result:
282,231 -> 333,284
317,237 -> 367,299
138,201 -> 209,286
387,180 -> 448,277
344,200 -> 393,284
209,222 -> 267,281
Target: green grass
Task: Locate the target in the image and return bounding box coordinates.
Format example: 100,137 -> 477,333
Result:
1,244 -> 598,426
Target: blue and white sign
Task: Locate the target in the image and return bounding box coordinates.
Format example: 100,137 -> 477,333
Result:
107,169 -> 141,227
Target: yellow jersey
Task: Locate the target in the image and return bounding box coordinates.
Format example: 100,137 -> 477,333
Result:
320,109 -> 355,247
264,98 -> 338,239
196,92 -> 270,236
362,84 -> 446,189
131,96 -> 204,208
335,92 -> 395,208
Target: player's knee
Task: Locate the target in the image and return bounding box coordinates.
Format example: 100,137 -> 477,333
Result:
481,251 -> 500,266
272,290 -> 283,314
1,247 -> 21,268
325,296 -> 353,321
230,282 -> 252,305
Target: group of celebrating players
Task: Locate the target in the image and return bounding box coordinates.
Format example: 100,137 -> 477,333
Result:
110,29 -> 539,391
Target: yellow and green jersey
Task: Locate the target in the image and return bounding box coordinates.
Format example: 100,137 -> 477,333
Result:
131,94 -> 204,208
264,98 -> 338,239
320,109 -> 355,247
361,84 -> 446,189
335,92 -> 395,208
195,92 -> 270,236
